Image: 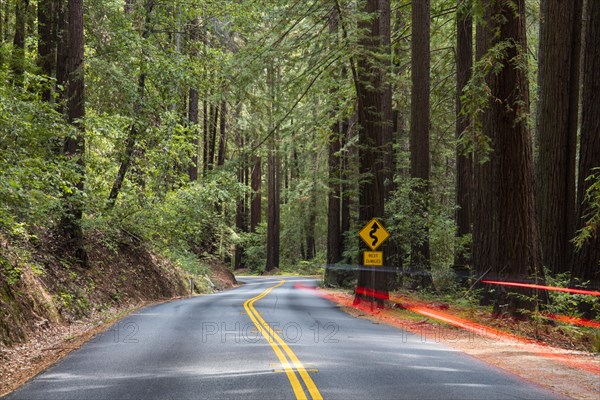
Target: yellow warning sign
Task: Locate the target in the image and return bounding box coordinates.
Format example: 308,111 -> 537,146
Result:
358,218 -> 390,251
363,251 -> 383,266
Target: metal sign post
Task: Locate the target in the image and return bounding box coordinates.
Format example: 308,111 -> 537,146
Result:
358,218 -> 390,309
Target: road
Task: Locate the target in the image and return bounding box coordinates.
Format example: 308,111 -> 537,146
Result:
3,276 -> 564,400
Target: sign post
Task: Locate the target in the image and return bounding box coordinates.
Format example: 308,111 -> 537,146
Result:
358,218 -> 390,306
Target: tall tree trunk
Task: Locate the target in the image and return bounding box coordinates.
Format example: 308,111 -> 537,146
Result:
250,155 -> 261,232
474,0 -> 545,315
217,100 -> 227,166
472,6 -> 492,279
354,0 -> 390,305
55,0 -> 68,104
572,0 -> 600,287
3,0 -> 9,42
38,0 -> 55,101
455,0 -> 473,267
266,141 -> 281,271
0,2 -> 3,51
409,0 -> 432,286
536,0 -> 582,275
11,0 -> 29,87
305,141 -> 318,261
61,0 -> 86,265
0,1 -> 3,47
265,66 -> 280,272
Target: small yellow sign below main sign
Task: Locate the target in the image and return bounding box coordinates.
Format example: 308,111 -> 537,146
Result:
358,218 -> 390,251
363,251 -> 383,266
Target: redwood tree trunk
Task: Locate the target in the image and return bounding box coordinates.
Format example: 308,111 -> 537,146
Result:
305,147 -> 318,261
474,0 -> 545,314
536,0 -> 582,275
266,142 -> 281,271
38,0 -> 55,101
572,0 -> 600,287
409,0 -> 432,286
265,65 -> 280,272
55,0 -> 69,103
11,0 -> 29,86
354,0 -> 390,305
455,0 -> 473,267
61,0 -> 86,265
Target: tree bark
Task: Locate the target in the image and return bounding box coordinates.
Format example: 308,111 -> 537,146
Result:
409,0 -> 432,286
472,6 -> 491,278
2,0 -> 9,42
354,0 -> 390,305
536,0 -> 582,275
474,0 -> 545,314
305,139 -> 318,261
265,65 -> 280,272
455,0 -> 473,267
572,0 -> 600,287
38,0 -> 55,101
266,142 -> 281,271
61,0 -> 86,265
11,0 -> 29,87
55,0 -> 69,104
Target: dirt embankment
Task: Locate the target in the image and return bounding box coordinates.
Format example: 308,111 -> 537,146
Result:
0,230 -> 190,346
0,229 -> 199,395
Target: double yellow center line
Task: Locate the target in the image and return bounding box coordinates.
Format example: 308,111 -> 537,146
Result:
243,280 -> 323,400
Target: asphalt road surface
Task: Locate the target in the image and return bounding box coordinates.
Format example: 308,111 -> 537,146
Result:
3,276 -> 565,400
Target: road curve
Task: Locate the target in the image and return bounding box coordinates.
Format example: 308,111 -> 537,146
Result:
3,276 -> 565,400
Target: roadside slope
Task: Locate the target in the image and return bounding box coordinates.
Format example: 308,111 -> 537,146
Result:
0,229 -> 217,395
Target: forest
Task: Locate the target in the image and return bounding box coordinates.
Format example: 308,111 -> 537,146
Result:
0,0 -> 599,325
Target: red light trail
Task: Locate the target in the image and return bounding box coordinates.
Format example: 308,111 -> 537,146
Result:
481,280 -> 600,297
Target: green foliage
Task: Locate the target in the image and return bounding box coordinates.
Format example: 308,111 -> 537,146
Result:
0,256 -> 21,286
0,73 -> 72,232
239,225 -> 267,274
573,169 -> 600,250
543,270 -> 600,318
